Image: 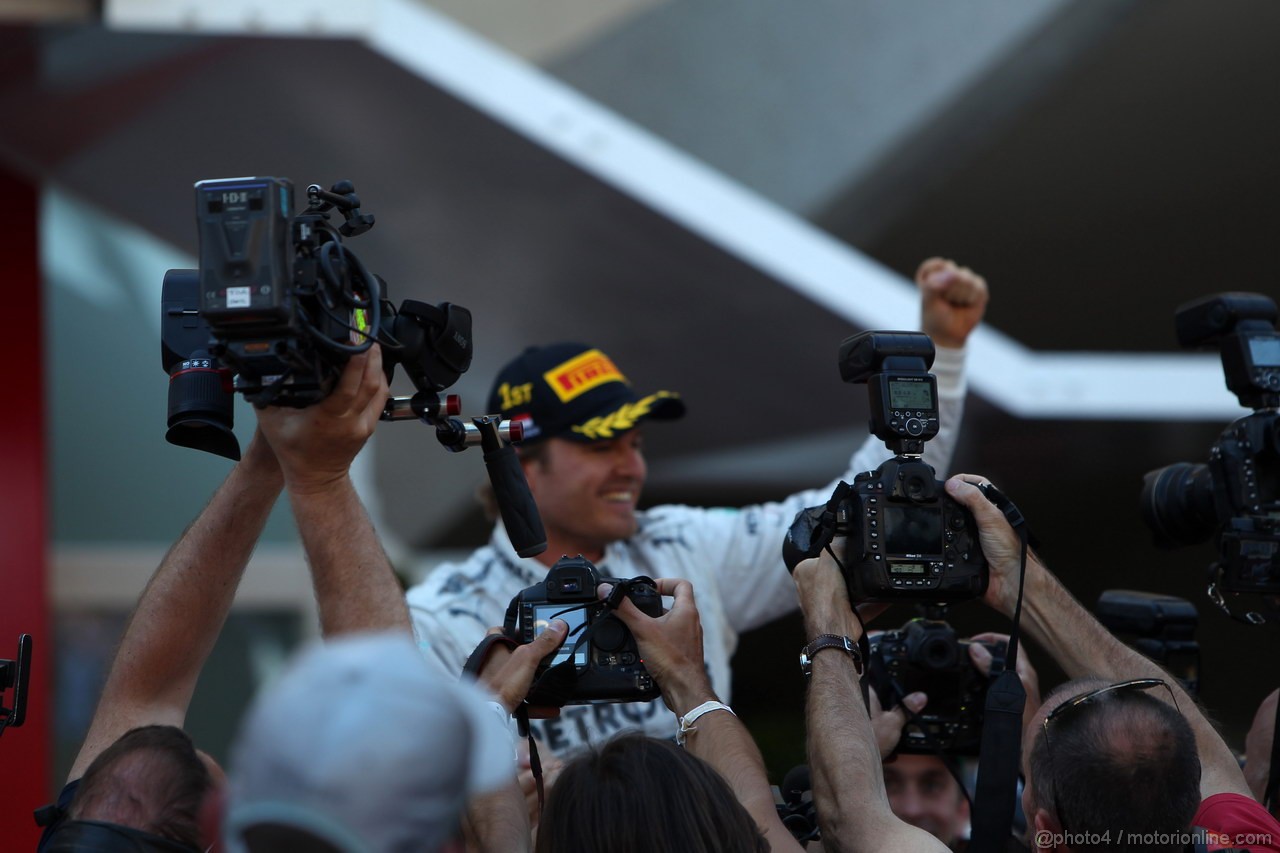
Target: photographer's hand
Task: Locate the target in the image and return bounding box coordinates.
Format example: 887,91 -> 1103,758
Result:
255,347 -> 409,636
967,632 -> 1041,741
603,578 -> 804,853
943,475 -> 1036,619
868,688 -> 929,761
600,578 -> 715,714
791,544 -> 876,641
254,345 -> 387,495
473,623 -> 568,717
917,258 -> 989,349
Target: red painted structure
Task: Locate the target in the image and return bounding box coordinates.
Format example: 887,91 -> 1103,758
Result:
0,166 -> 49,846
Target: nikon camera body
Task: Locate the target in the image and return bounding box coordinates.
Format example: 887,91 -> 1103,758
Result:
868,619 -> 1006,755
783,331 -> 987,602
504,556 -> 662,706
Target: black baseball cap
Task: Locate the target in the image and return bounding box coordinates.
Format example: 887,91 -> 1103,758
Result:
487,343 -> 685,442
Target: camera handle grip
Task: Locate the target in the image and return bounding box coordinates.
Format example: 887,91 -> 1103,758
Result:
475,418 -> 548,559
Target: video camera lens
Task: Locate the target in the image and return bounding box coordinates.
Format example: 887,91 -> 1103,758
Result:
165,355 -> 239,461
1140,462 -> 1218,547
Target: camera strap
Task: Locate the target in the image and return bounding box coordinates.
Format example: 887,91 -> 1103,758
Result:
821,543 -> 876,712
880,674 -> 976,814
969,483 -> 1032,853
462,632 -> 557,814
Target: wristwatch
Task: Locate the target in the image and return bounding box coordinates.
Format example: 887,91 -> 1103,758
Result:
799,634 -> 861,677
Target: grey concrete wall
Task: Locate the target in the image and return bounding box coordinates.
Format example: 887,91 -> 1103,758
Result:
547,0 -> 1077,215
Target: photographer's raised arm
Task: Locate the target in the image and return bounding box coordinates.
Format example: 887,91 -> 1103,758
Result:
945,474 -> 1253,801
255,345 -> 410,636
793,554 -> 948,853
68,432 -> 284,781
606,578 -> 805,853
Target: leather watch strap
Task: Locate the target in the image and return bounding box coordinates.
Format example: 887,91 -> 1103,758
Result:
799,634 -> 861,677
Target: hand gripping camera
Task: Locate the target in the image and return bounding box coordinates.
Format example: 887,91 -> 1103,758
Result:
1140,293 -> 1280,624
783,331 -> 987,602
161,177 -> 473,460
504,556 -> 662,706
867,618 -> 1006,755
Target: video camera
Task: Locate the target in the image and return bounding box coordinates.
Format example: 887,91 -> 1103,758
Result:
783,331 -> 987,602
161,177 -> 472,461
504,556 -> 662,706
867,618 -> 1005,755
1095,590 -> 1200,695
1140,293 -> 1280,624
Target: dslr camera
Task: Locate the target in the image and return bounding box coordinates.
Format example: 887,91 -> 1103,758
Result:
867,618 -> 1006,755
161,177 -> 473,460
783,331 -> 987,602
504,556 -> 663,706
1140,293 -> 1280,623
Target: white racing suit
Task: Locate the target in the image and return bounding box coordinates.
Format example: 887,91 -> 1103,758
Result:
407,347 -> 967,756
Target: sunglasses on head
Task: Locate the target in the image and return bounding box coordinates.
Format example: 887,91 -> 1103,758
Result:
1039,679 -> 1179,835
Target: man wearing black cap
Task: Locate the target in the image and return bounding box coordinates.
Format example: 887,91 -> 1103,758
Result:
406,258 -> 989,756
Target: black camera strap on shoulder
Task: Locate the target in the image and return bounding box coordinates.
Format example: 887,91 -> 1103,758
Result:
969,482 -> 1032,853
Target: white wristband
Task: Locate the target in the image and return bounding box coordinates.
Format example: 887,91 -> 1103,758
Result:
676,700 -> 735,747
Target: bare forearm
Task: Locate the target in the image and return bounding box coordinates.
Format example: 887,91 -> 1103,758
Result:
74,439 -> 283,777
802,602 -> 945,853
663,677 -> 802,851
803,607 -> 892,851
464,783 -> 530,853
1017,560 -> 1249,798
289,475 -> 410,635
106,441 -> 281,703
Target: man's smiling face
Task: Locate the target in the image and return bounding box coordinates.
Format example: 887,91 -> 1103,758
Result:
522,430 -> 647,563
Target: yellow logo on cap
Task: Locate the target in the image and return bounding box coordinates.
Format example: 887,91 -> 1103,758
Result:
571,392 -> 676,440
497,382 -> 533,410
544,349 -> 626,403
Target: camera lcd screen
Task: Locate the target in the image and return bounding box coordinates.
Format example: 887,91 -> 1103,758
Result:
890,563 -> 927,575
534,604 -> 588,667
882,506 -> 943,559
888,379 -> 934,410
1248,335 -> 1280,367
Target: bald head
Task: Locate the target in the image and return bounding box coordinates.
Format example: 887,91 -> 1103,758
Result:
1025,678 -> 1200,848
71,725 -> 214,849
